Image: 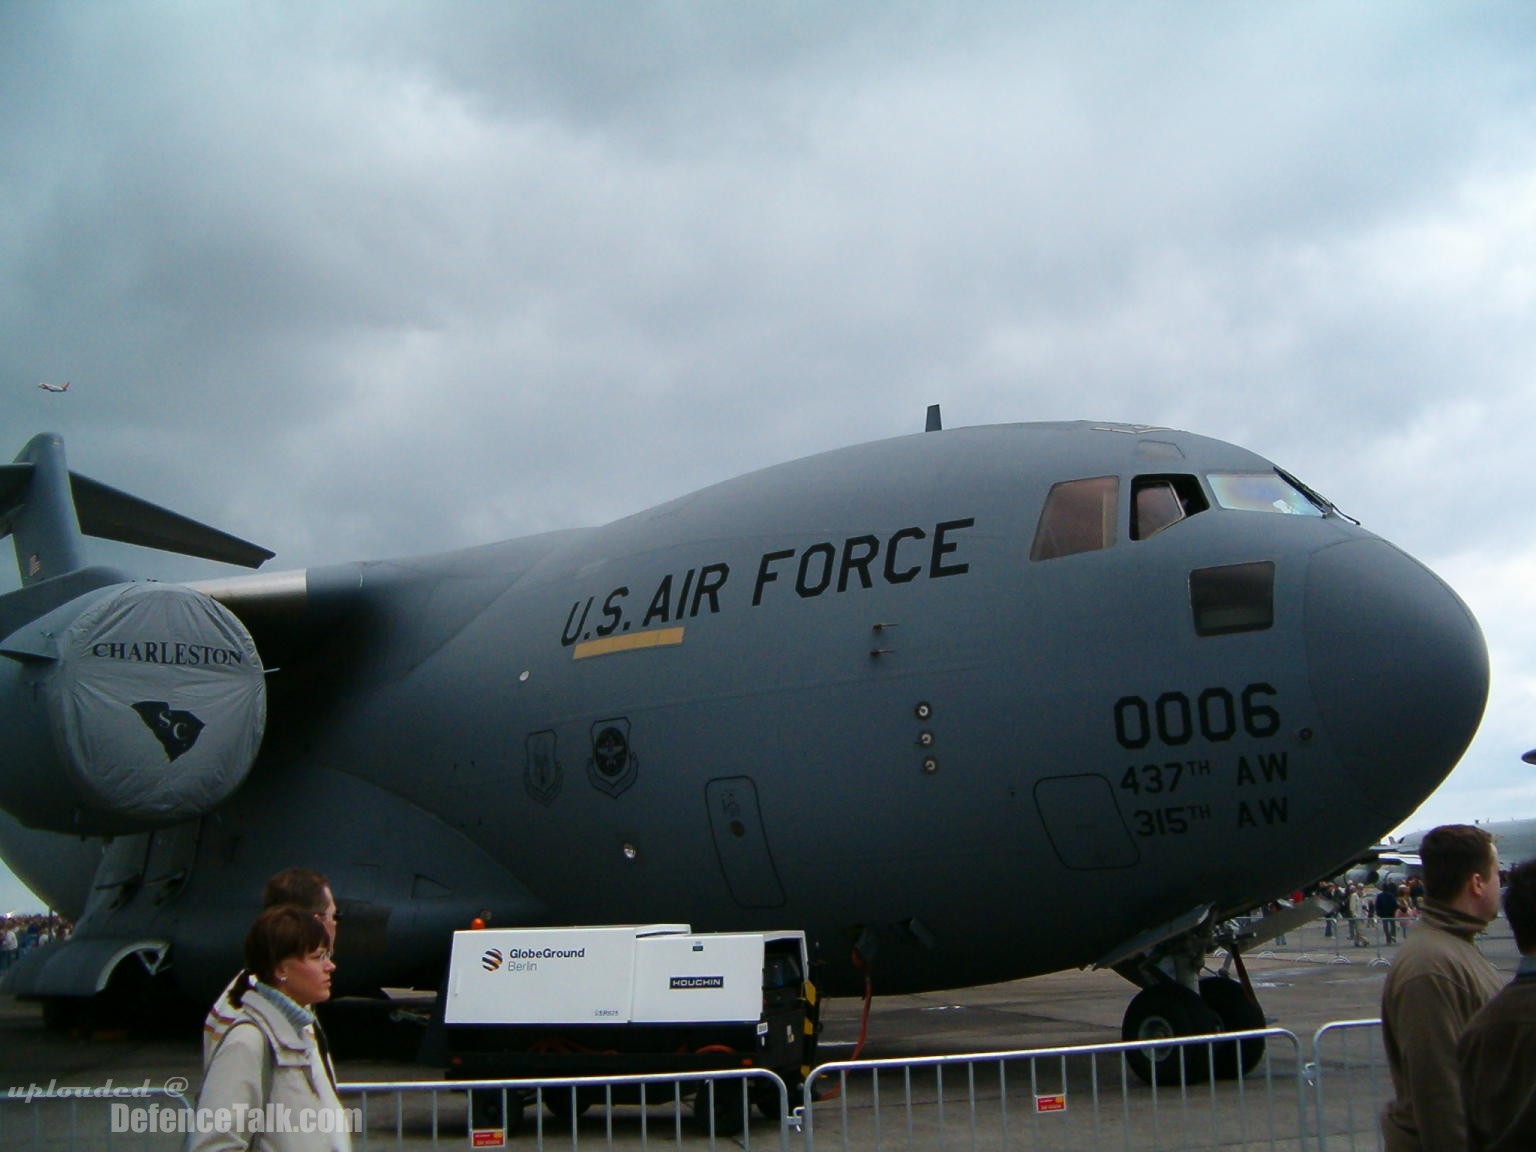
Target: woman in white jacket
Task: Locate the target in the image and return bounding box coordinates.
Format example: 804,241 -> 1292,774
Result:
188,905 -> 351,1152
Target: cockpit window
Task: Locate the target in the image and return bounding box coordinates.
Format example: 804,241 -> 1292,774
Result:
1132,475 -> 1209,541
1208,472 -> 1326,517
1030,476 -> 1118,561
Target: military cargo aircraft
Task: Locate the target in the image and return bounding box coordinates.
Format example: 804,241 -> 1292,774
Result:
1393,818 -> 1536,874
1349,780 -> 1536,888
0,418 -> 1488,1081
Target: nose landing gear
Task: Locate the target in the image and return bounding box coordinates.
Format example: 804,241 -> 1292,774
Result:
1116,917 -> 1269,1085
1122,972 -> 1266,1085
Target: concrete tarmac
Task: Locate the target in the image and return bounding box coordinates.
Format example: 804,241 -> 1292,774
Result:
0,918 -> 1521,1149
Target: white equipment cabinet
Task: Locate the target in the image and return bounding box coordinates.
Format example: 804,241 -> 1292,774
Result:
441,924 -> 818,1136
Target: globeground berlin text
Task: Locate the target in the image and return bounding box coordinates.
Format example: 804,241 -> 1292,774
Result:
111,1102 -> 361,1136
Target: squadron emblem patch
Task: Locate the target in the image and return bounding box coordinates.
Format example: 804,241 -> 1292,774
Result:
587,719 -> 639,797
524,730 -> 563,806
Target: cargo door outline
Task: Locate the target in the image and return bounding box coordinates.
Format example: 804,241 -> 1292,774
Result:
1034,773 -> 1141,870
705,776 -> 786,909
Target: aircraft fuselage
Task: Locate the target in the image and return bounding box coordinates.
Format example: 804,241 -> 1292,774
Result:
0,422 -> 1488,1006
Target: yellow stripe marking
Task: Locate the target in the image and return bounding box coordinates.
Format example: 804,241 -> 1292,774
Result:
573,626 -> 686,660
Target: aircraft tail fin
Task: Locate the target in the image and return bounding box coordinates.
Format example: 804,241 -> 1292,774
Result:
0,433 -> 273,589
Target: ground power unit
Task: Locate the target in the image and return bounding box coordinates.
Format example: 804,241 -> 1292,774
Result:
441,924 -> 818,1134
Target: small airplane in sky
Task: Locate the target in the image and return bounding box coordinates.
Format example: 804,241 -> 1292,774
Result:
0,414 -> 1489,1083
35,382 -> 69,393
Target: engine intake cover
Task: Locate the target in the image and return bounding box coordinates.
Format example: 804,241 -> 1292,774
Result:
45,583 -> 265,825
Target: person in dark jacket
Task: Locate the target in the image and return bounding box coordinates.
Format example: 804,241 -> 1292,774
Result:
1376,884 -> 1402,944
1458,858 -> 1536,1152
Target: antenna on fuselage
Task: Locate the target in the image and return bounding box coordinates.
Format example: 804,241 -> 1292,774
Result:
925,404 -> 942,432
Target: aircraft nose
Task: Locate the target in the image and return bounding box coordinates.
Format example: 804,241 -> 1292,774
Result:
1305,539 -> 1488,810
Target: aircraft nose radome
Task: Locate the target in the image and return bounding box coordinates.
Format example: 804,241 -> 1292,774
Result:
1305,539 -> 1489,810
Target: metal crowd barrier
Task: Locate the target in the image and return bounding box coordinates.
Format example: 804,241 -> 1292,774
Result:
1255,916 -> 1519,970
342,1068 -> 789,1151
0,1085 -> 195,1150
0,1069 -> 786,1151
1307,1019 -> 1388,1152
801,1028 -> 1307,1151
1258,917 -> 1405,967
1,1025 -> 1407,1151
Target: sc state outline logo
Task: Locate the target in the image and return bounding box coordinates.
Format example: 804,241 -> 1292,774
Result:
524,730 -> 563,806
587,718 -> 638,798
481,948 -> 503,972
130,701 -> 205,762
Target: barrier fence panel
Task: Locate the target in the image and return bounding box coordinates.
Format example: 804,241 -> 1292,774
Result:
340,1068 -> 791,1151
800,1028 -> 1308,1152
1253,916 -> 1519,973
0,1022 -> 1413,1151
0,1071 -> 788,1152
0,1087 -> 196,1151
1307,1019 -> 1388,1152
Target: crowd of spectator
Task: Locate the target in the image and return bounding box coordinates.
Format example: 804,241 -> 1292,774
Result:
0,913 -> 72,971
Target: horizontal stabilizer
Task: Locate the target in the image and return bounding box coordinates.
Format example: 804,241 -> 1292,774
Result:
69,472 -> 274,568
1,434 -> 272,585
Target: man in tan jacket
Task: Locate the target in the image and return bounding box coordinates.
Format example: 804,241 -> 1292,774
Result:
1379,824 -> 1504,1151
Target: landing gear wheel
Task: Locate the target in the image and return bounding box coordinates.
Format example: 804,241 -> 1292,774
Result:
1199,975 -> 1267,1079
1122,985 -> 1223,1086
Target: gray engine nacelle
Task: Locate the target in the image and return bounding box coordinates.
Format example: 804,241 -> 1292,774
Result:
0,582 -> 266,835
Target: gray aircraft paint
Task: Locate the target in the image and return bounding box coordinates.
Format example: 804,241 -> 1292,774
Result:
0,421 -> 1488,1028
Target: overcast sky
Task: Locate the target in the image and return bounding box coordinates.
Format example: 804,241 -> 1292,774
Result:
3,2 -> 1535,912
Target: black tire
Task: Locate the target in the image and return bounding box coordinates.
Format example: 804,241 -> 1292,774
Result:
1122,985 -> 1223,1086
468,1087 -> 524,1137
692,1078 -> 750,1136
753,1075 -> 796,1120
41,996 -> 84,1031
543,1085 -> 596,1120
1199,976 -> 1267,1079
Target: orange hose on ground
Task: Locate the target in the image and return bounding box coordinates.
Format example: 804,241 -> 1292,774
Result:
814,948 -> 874,1102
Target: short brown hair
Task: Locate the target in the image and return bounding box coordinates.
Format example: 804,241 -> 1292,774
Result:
243,905 -> 331,987
1420,824 -> 1496,903
261,868 -> 330,913
1505,859 -> 1536,953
